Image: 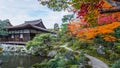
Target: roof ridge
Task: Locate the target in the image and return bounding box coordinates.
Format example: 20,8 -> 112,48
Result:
25,19 -> 42,23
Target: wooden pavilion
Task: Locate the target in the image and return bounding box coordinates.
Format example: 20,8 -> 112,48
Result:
0,19 -> 55,45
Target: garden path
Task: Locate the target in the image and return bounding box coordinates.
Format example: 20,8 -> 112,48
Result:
85,54 -> 109,68
60,43 -> 109,68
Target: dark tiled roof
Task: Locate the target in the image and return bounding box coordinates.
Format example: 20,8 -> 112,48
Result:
24,19 -> 46,29
7,19 -> 55,33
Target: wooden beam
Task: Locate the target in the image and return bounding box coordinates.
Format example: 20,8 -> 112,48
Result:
100,8 -> 120,14
113,0 -> 120,2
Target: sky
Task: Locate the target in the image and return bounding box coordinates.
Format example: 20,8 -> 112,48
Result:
0,0 -> 70,28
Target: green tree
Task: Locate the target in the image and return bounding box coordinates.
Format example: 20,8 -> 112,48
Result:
54,23 -> 59,31
0,20 -> 8,37
62,14 -> 74,23
60,14 -> 74,34
113,26 -> 120,39
38,0 -> 69,11
26,33 -> 55,50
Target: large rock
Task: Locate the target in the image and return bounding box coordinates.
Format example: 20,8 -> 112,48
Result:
48,50 -> 57,57
97,45 -> 105,54
38,50 -> 47,56
0,60 -> 3,65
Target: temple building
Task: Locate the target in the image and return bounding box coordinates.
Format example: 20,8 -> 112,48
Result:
0,19 -> 55,45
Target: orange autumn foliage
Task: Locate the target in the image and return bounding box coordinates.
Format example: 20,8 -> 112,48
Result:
98,0 -> 120,25
103,35 -> 116,42
67,22 -> 81,35
68,22 -> 120,41
102,0 -> 114,8
68,20 -> 88,35
68,0 -> 120,42
112,12 -> 120,21
98,12 -> 120,25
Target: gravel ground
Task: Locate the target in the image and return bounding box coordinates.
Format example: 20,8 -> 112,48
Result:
85,54 -> 109,68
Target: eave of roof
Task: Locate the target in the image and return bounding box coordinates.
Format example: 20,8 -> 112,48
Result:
30,24 -> 56,33
5,19 -> 56,34
100,8 -> 120,13
100,0 -> 120,14
6,23 -> 56,34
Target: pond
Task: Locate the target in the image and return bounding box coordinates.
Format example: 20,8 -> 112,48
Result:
0,52 -> 46,68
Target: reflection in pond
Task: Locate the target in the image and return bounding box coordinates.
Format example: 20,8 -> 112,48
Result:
0,52 -> 45,68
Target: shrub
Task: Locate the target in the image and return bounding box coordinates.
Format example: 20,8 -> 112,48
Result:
112,59 -> 120,68
66,65 -> 80,68
26,33 -> 54,50
32,49 -> 91,68
106,50 -> 112,57
109,53 -> 117,61
84,64 -> 92,68
71,41 -> 89,50
26,33 -> 56,55
115,48 -> 120,54
0,45 -> 3,53
115,45 -> 120,54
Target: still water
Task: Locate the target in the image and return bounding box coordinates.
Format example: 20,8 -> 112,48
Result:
0,52 -> 45,68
